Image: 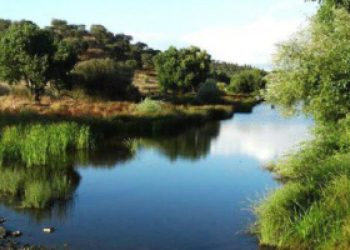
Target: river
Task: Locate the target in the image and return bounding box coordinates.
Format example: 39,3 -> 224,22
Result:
0,104 -> 312,250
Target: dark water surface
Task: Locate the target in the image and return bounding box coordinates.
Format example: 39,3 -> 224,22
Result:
0,104 -> 312,250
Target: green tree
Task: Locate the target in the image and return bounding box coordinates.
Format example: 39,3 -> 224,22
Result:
228,69 -> 266,94
265,8 -> 350,121
309,0 -> 350,11
154,46 -> 211,92
0,21 -> 77,102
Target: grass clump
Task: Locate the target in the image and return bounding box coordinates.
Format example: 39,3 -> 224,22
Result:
0,122 -> 93,167
136,98 -> 164,114
255,117 -> 350,250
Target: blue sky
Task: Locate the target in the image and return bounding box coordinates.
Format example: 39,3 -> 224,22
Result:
0,0 -> 317,67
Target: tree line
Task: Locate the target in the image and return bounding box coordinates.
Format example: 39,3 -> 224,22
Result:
0,18 -> 266,102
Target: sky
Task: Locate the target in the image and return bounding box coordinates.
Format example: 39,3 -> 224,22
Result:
0,0 -> 318,68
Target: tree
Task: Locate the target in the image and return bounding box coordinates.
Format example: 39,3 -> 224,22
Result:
229,69 -> 266,94
0,21 -> 77,102
154,46 -> 211,92
265,8 -> 350,121
309,0 -> 350,11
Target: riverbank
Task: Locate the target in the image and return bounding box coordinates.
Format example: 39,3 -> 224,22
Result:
0,94 -> 258,138
254,117 -> 350,250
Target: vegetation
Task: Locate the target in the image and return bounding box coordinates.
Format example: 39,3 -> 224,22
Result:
228,69 -> 266,94
72,58 -> 136,100
210,61 -> 256,84
255,3 -> 350,249
0,21 -> 77,102
136,98 -> 164,114
0,122 -> 92,167
197,79 -> 221,104
154,46 -> 211,92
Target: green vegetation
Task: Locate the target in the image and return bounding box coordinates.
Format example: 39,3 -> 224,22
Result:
72,58 -> 136,100
228,69 -> 266,94
255,3 -> 350,249
197,79 -> 221,104
154,46 -> 211,92
136,98 -> 164,114
0,21 -> 77,102
0,122 -> 92,167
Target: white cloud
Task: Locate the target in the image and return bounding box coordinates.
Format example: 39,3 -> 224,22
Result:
211,122 -> 311,163
181,18 -> 301,66
180,1 -> 317,66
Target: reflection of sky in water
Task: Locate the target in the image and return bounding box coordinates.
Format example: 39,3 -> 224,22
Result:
211,105 -> 313,163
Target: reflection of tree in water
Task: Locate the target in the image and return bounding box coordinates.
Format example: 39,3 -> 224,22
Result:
138,122 -> 220,161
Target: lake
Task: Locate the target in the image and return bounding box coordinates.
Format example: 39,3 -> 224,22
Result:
0,104 -> 312,250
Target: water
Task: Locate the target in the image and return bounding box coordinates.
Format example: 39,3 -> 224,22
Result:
0,104 -> 312,250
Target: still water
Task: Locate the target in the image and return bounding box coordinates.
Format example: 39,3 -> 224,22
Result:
0,104 -> 312,250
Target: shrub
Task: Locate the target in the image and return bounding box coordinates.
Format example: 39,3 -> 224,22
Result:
228,69 -> 266,94
73,58 -> 135,100
136,98 -> 164,114
197,79 -> 221,103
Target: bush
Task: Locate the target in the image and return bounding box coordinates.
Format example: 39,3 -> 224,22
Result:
73,58 -> 136,100
228,69 -> 266,94
154,46 -> 211,92
136,98 -> 164,114
197,79 -> 221,103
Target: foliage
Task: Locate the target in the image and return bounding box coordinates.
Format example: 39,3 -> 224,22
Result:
197,79 -> 221,103
49,19 -> 159,69
265,8 -> 350,122
210,61 -> 255,84
0,122 -> 92,167
72,58 -> 136,100
0,21 -> 77,101
154,46 -> 211,92
136,98 -> 164,114
256,7 -> 350,250
228,69 -> 266,94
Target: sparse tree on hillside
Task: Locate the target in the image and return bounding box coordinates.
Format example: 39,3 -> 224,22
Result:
0,21 -> 77,102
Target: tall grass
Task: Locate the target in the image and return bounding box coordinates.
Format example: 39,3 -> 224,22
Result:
255,118 -> 350,250
0,122 -> 93,167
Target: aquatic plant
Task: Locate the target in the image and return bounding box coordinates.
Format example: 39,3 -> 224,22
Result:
0,122 -> 93,167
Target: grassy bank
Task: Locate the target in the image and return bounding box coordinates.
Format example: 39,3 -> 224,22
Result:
254,118 -> 350,250
0,94 -> 257,138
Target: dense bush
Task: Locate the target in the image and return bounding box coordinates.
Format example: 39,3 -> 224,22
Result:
197,79 -> 221,103
228,69 -> 266,94
73,58 -> 137,100
154,46 -> 211,92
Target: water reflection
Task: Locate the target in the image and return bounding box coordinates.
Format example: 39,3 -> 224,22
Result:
210,105 -> 312,163
0,104 -> 312,249
0,164 -> 80,222
137,122 -> 220,161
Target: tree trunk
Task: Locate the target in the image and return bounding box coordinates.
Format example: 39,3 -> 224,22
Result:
34,88 -> 41,103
